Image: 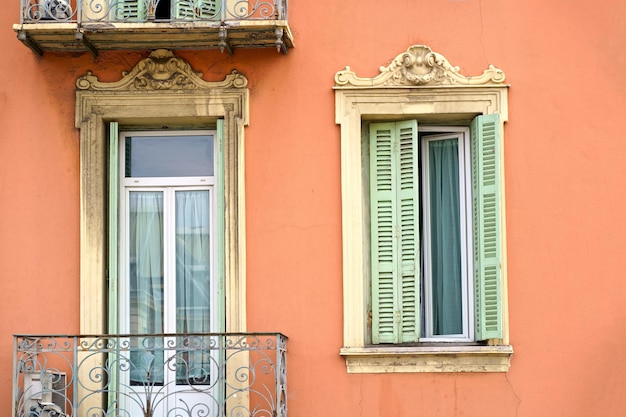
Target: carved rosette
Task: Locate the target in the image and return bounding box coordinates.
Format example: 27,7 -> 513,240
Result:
76,49 -> 248,91
334,45 -> 506,87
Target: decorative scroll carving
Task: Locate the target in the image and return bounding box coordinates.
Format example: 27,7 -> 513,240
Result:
334,45 -> 506,88
76,49 -> 248,91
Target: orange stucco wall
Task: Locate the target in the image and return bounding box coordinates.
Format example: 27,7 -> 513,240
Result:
2,0 -> 626,416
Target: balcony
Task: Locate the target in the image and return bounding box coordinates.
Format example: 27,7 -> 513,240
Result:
12,333 -> 287,417
13,0 -> 293,56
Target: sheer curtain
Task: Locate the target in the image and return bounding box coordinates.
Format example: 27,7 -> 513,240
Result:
429,139 -> 462,335
129,191 -> 165,383
175,190 -> 211,383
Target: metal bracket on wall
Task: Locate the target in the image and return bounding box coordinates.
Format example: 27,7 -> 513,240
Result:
17,31 -> 44,56
75,31 -> 98,58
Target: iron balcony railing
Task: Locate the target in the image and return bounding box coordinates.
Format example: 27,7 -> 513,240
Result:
19,0 -> 288,24
13,333 -> 287,417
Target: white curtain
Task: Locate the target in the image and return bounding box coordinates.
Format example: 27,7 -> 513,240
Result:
128,191 -> 165,384
175,190 -> 211,383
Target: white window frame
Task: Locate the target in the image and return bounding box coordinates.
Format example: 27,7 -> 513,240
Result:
118,129 -> 219,337
420,127 -> 473,342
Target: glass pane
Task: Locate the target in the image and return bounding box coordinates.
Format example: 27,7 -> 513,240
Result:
126,135 -> 214,177
428,139 -> 462,335
128,191 -> 165,384
175,190 -> 212,384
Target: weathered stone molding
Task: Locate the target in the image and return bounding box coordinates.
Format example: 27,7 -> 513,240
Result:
334,45 -> 506,88
75,50 -> 248,336
76,49 -> 248,91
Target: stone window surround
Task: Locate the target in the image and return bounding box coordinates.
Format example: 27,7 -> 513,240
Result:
334,45 -> 513,373
75,49 -> 249,335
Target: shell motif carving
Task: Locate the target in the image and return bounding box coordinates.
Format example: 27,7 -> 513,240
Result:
77,49 -> 248,91
335,45 -> 506,87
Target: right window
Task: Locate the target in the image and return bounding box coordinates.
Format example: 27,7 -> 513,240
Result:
367,115 -> 501,345
335,44 -> 512,372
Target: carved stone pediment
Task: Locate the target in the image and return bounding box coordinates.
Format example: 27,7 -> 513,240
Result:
76,49 -> 248,91
334,45 -> 506,88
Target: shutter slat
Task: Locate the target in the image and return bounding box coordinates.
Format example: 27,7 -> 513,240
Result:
471,114 -> 503,340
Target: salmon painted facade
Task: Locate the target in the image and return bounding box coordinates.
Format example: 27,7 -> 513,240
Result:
1,0 -> 626,416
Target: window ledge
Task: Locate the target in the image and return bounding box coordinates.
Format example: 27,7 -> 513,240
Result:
340,345 -> 513,373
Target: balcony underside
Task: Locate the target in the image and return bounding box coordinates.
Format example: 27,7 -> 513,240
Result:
13,21 -> 293,55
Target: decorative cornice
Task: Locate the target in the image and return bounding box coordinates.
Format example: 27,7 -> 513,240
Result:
334,45 -> 506,88
76,49 -> 248,91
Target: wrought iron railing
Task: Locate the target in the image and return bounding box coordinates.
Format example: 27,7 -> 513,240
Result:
19,0 -> 288,24
13,333 -> 287,417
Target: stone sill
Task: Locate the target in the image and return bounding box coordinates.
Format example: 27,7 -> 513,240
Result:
340,345 -> 513,373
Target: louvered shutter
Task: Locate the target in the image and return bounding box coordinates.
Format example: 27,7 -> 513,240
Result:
174,0 -> 219,19
370,121 -> 420,344
471,114 -> 503,340
113,0 -> 147,21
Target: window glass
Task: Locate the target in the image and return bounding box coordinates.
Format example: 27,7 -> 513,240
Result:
125,135 -> 214,177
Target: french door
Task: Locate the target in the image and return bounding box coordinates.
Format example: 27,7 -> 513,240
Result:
116,130 -> 220,416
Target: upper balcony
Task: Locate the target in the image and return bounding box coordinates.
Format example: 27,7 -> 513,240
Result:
13,0 -> 293,56
12,333 -> 287,417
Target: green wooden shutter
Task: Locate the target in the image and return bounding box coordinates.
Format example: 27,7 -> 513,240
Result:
471,114 -> 503,340
174,0 -> 219,19
370,121 -> 420,344
108,122 -> 119,335
113,0 -> 147,21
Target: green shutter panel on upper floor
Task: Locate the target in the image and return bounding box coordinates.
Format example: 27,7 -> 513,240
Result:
370,121 -> 420,344
113,0 -> 147,21
174,0 -> 220,19
471,114 -> 503,341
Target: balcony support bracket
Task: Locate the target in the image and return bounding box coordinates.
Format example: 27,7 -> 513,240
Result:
219,26 -> 233,55
17,31 -> 43,56
75,31 -> 98,58
275,28 -> 287,54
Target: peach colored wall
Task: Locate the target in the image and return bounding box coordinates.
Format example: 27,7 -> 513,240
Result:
2,0 -> 626,416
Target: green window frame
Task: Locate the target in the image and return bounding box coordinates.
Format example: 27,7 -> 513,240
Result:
368,114 -> 501,345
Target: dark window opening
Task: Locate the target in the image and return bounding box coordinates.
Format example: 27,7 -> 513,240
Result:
156,0 -> 171,19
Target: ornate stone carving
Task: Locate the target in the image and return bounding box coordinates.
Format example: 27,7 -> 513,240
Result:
76,49 -> 248,91
334,45 -> 506,87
